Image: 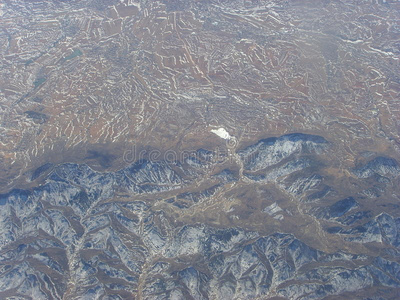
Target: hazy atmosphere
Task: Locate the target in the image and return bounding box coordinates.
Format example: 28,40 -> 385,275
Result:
0,0 -> 399,299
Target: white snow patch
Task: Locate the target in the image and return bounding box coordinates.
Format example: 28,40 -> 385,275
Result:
263,202 -> 283,216
211,128 -> 231,140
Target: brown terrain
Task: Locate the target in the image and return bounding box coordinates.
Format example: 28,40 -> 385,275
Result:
0,0 -> 399,190
0,0 -> 400,299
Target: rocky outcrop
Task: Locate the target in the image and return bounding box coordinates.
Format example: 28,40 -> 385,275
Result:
0,137 -> 399,299
239,133 -> 328,172
353,157 -> 400,179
